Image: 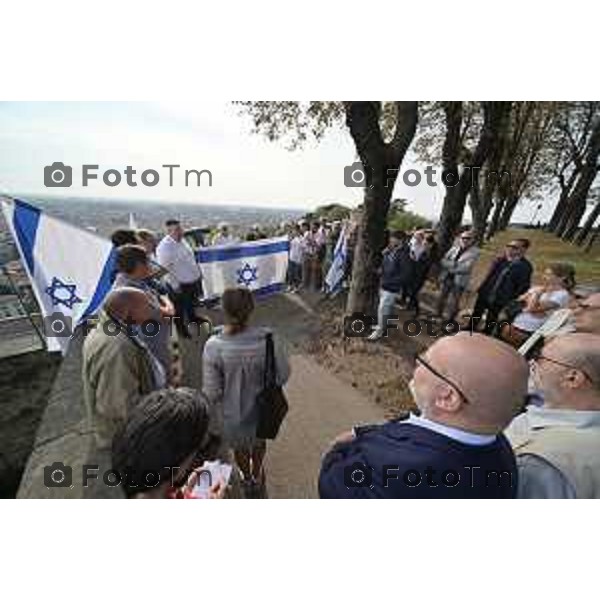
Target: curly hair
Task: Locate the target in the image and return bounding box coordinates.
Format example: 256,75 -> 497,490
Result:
111,387 -> 210,497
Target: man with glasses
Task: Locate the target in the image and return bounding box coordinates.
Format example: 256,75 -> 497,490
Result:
572,292 -> 600,335
319,332 -> 528,498
506,333 -> 600,498
470,238 -> 532,335
436,230 -> 480,321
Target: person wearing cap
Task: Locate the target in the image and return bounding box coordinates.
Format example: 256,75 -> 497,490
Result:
436,230 -> 480,321
506,333 -> 600,498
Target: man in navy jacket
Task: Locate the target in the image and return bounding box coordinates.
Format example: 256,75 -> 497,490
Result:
368,230 -> 412,340
318,333 -> 529,499
471,238 -> 533,335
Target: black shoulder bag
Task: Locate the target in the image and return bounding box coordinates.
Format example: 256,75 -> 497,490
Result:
255,332 -> 288,440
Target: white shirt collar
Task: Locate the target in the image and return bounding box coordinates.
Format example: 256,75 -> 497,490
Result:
407,413 -> 497,446
525,405 -> 600,429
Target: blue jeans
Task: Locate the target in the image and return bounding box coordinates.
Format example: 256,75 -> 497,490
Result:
375,289 -> 398,334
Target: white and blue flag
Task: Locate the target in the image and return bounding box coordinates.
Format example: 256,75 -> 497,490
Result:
325,225 -> 348,293
197,236 -> 289,298
1,198 -> 116,354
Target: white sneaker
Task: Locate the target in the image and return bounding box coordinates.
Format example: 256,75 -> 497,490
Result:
368,328 -> 383,341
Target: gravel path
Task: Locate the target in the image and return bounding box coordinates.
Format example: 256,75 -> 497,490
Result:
249,293 -> 387,499
264,352 -> 386,498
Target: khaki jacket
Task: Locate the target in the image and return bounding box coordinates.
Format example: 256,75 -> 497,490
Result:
506,406 -> 600,499
82,311 -> 157,450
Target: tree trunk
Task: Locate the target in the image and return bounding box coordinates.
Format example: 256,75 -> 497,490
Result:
436,102 -> 464,255
347,184 -> 393,314
498,194 -> 519,231
486,197 -> 505,239
437,101 -> 511,255
345,101 -> 418,315
574,201 -> 600,245
561,196 -> 588,241
585,228 -> 599,252
548,171 -> 578,232
556,118 -> 600,240
470,185 -> 487,244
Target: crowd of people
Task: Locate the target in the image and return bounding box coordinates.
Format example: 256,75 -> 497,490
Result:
80,216 -> 600,499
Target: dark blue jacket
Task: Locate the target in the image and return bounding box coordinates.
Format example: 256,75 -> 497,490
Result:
318,418 -> 517,499
478,256 -> 532,308
380,244 -> 412,293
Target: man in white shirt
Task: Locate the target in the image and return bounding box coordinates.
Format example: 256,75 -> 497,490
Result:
287,224 -> 304,292
156,219 -> 204,338
506,333 -> 600,498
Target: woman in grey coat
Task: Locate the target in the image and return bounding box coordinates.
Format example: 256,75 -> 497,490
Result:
202,287 -> 290,493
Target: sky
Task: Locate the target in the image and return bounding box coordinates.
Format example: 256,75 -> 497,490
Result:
0,101 -> 549,222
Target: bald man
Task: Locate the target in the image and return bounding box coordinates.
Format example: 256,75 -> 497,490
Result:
319,333 -> 529,498
506,333 -> 600,498
82,287 -> 167,450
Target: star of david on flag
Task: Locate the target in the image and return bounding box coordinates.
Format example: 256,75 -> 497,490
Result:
1,198 -> 116,354
236,263 -> 259,286
197,236 -> 290,298
45,276 -> 83,309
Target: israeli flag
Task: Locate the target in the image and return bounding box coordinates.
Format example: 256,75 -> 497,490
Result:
1,198 -> 116,354
325,225 -> 348,293
197,236 -> 289,298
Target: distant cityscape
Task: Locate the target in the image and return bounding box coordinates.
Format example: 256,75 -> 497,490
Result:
0,195 -> 306,355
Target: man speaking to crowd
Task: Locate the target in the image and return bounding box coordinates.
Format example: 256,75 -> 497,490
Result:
318,333 -> 529,498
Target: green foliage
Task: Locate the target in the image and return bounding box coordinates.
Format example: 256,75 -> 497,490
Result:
387,198 -> 431,231
305,203 -> 351,222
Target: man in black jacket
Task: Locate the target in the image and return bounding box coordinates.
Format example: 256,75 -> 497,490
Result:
471,238 -> 533,335
318,332 -> 529,498
368,230 -> 411,340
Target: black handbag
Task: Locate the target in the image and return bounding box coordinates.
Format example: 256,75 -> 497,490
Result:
255,332 -> 288,440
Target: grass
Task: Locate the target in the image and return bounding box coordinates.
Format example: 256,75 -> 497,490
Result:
472,228 -> 600,287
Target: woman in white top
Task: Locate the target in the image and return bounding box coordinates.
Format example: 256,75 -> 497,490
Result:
502,262 -> 575,347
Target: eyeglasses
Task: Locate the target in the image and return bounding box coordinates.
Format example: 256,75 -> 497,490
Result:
532,352 -> 594,384
414,353 -> 470,404
575,300 -> 600,311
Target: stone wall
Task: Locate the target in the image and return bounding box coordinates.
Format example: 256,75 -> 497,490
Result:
0,349 -> 60,497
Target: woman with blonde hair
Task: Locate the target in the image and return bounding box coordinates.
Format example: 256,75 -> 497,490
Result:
202,287 -> 290,496
501,262 -> 575,347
